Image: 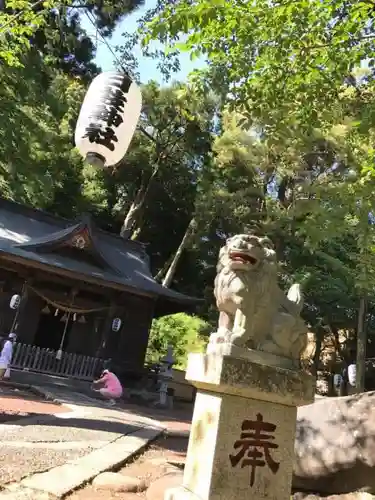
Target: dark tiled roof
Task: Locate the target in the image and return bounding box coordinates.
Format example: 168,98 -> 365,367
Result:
0,198 -> 199,307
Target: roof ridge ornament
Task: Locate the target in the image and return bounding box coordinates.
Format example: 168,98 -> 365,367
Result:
14,219 -> 122,276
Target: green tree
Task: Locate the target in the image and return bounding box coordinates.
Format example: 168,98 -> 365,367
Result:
157,103 -> 375,368
31,9 -> 99,79
1,0 -> 144,69
141,0 -> 375,129
146,313 -> 209,370
0,53 -> 87,215
82,80 -> 217,276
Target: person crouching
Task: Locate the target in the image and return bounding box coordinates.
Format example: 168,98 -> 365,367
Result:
92,369 -> 123,406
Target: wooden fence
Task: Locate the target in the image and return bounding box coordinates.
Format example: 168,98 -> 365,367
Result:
10,343 -> 105,380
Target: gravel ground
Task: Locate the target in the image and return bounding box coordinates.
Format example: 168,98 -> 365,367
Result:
0,384 -> 192,491
0,388 -> 78,484
117,401 -> 192,435
0,447 -> 91,485
0,385 -> 69,424
1,415 -> 128,443
67,435 -> 188,500
0,417 -> 141,485
0,412 -> 31,424
0,398 -> 159,487
0,399 -> 68,422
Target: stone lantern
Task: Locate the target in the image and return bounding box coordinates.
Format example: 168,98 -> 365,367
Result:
156,345 -> 175,408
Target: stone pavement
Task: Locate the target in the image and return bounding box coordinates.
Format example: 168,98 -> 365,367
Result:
0,383 -> 192,499
10,370 -> 91,394
0,385 -> 69,423
32,384 -> 193,436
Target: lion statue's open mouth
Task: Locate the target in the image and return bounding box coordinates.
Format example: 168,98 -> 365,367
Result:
229,251 -> 258,265
220,234 -> 276,272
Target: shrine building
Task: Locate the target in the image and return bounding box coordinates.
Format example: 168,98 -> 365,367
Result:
0,197 -> 198,379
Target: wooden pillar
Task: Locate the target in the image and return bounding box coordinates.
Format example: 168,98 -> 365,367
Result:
12,279 -> 32,336
96,301 -> 116,360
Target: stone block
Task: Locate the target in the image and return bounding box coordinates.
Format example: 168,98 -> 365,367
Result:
186,353 -> 315,407
166,354 -> 314,500
92,472 -> 146,492
178,391 -> 296,500
294,391 -> 375,494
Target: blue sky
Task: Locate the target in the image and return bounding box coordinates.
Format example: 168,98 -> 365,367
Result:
81,0 -> 205,84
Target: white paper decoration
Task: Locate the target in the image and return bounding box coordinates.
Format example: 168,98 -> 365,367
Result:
9,294 -> 21,309
75,71 -> 142,168
112,318 -> 122,332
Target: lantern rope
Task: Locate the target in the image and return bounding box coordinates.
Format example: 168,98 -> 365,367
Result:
27,285 -> 108,314
84,11 -> 126,73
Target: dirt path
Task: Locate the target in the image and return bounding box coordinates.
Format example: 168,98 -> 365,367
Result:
67,433 -> 370,500
67,435 -> 188,500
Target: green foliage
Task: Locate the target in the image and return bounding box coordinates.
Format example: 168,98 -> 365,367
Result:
0,53 -> 87,214
1,0 -> 144,69
79,0 -> 145,37
5,0 -> 375,368
82,80 -> 218,269
138,0 -> 375,299
146,313 -> 210,370
141,0 -> 375,130
31,9 -> 99,79
0,0 -> 56,67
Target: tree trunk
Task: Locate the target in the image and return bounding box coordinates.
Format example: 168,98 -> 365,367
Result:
312,330 -> 322,377
120,196 -> 142,239
356,295 -> 367,393
154,253 -> 175,282
120,166 -> 159,239
162,218 -> 197,288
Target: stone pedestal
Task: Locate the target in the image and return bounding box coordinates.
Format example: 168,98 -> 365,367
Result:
166,353 -> 314,500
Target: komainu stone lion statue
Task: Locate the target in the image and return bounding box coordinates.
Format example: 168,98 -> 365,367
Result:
207,233 -> 308,368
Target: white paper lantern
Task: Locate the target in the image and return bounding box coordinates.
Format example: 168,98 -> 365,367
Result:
9,294 -> 21,310
112,318 -> 122,332
75,71 -> 142,168
348,363 -> 356,387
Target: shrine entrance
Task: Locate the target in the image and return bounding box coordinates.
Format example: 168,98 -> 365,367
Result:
34,310 -> 73,351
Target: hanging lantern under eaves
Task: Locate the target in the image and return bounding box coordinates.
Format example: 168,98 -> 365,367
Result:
112,318 -> 122,332
10,294 -> 21,310
74,71 -> 142,169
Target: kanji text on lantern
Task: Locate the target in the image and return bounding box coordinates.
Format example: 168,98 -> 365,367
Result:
83,74 -> 132,151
